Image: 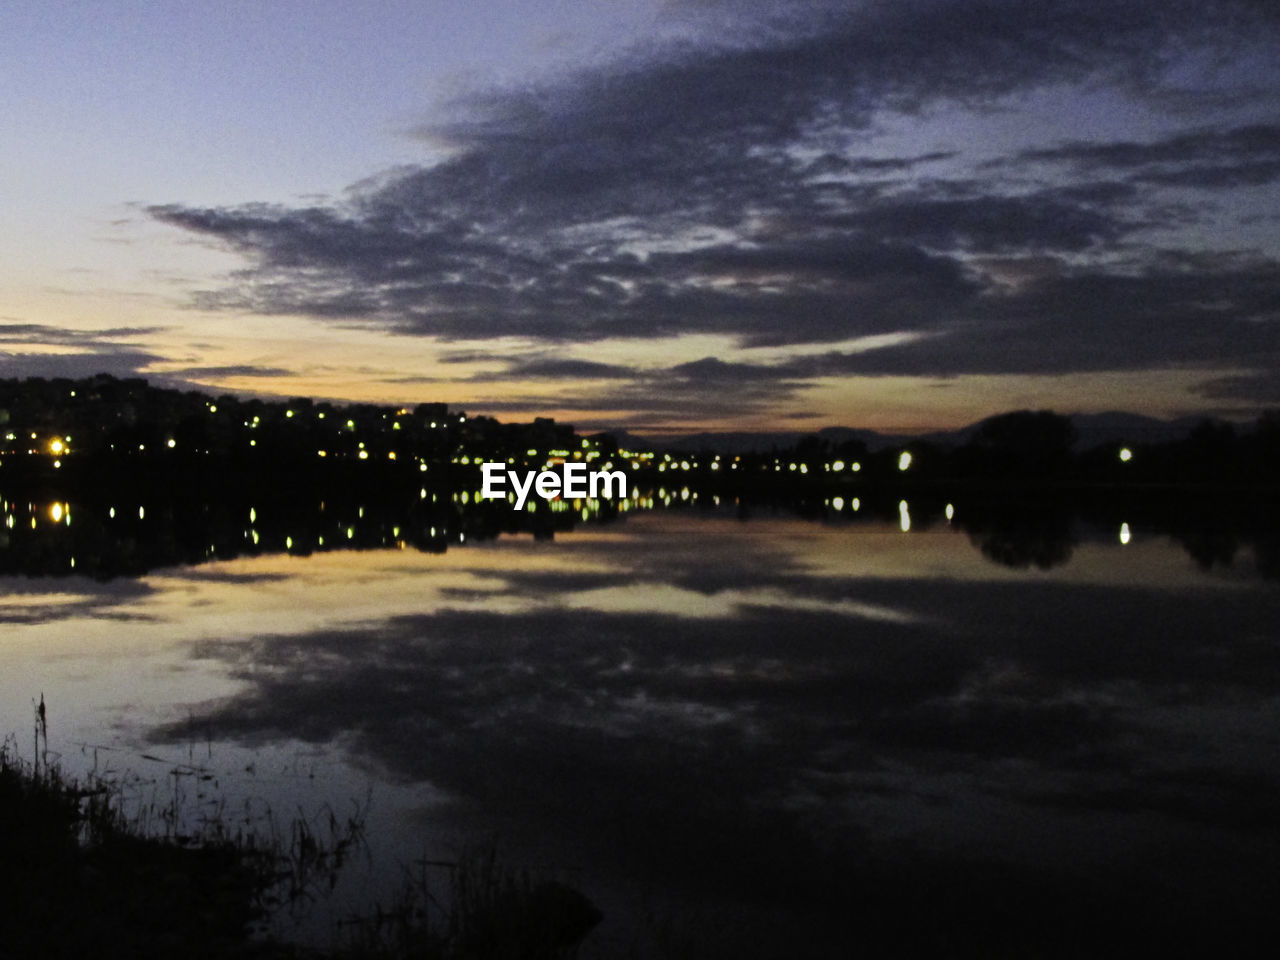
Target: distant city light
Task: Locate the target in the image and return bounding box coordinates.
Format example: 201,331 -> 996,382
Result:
899,499 -> 911,532
1119,447 -> 1133,462
48,439 -> 65,455
898,451 -> 912,471
1119,522 -> 1131,545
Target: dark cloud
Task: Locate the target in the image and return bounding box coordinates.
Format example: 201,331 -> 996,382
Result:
166,364 -> 295,379
0,350 -> 162,381
378,374 -> 442,385
802,150 -> 958,176
668,356 -> 784,382
466,247 -> 1280,418
1195,371 -> 1280,404
0,322 -> 162,349
834,192 -> 1126,252
1021,124 -> 1280,190
149,0 -> 1280,409
0,323 -> 167,382
466,356 -> 637,381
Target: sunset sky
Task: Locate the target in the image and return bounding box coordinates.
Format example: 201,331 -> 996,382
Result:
3,0 -> 1279,434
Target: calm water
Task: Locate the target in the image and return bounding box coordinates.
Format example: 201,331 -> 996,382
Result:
2,501 -> 1278,957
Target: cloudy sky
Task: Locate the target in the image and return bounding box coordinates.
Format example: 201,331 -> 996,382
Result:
3,0 -> 1279,433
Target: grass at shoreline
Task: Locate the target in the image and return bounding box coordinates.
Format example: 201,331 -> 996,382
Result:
0,735 -> 602,960
0,737 -> 289,958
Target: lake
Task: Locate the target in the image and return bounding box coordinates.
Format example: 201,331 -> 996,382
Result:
2,492 -> 1278,957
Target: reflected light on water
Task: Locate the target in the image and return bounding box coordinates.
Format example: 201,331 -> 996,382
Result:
3,506 -> 1278,960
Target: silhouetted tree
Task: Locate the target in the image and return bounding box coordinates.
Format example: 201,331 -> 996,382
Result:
1178,419 -> 1239,481
963,410 -> 1077,478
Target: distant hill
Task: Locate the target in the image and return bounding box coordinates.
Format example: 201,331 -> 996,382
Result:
640,426 -> 947,453
639,412 -> 1236,455
1064,412 -> 1221,449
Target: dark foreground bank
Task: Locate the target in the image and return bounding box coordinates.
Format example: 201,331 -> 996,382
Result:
0,740 -> 602,960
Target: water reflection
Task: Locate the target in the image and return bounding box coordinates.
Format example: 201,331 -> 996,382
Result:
3,510 -> 1280,956
962,501 -> 1078,570
3,486 -> 1279,581
131,515 -> 1280,956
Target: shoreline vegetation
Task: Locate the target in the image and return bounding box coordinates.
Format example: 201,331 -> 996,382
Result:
0,708 -> 602,960
7,722 -> 1278,959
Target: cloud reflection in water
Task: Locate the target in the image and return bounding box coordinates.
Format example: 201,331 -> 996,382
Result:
139,515 -> 1280,956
